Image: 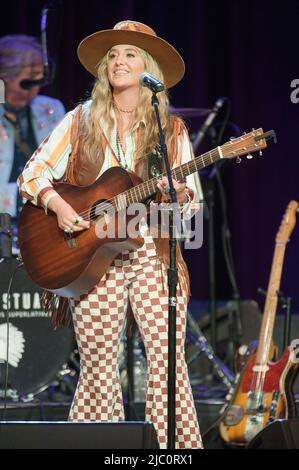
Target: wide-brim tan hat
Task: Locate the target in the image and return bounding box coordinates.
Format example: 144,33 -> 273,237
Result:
77,20 -> 185,89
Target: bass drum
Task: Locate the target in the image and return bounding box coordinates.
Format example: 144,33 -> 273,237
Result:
0,257 -> 75,397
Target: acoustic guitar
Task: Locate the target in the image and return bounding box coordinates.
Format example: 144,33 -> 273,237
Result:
18,129 -> 275,298
219,200 -> 299,445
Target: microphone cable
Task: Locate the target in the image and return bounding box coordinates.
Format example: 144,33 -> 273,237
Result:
211,100 -> 244,345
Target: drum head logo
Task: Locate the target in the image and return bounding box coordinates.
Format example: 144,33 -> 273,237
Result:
0,323 -> 25,368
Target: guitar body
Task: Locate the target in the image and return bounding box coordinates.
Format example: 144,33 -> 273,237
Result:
220,347 -> 299,445
18,167 -> 144,298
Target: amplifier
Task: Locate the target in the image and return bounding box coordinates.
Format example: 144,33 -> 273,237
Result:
0,421 -> 159,449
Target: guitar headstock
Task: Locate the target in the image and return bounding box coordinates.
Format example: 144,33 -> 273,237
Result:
221,128 -> 276,160
276,200 -> 299,244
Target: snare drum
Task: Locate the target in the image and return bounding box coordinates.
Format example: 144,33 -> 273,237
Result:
0,257 -> 75,397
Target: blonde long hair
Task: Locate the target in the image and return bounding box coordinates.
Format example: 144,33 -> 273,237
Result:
79,46 -> 179,167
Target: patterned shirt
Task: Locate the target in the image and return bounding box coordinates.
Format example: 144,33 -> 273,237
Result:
18,101 -> 203,210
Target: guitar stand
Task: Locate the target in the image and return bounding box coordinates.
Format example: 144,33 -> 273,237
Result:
226,299 -> 243,371
124,305 -> 143,421
186,312 -> 235,391
277,290 -> 292,350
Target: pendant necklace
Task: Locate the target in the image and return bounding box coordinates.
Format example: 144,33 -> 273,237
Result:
115,129 -> 128,170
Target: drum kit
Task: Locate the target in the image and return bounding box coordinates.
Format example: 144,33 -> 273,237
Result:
0,212 -> 76,401
0,256 -> 75,400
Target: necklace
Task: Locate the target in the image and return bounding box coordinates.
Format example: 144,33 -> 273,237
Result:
115,129 -> 128,170
118,107 -> 135,114
114,101 -> 135,114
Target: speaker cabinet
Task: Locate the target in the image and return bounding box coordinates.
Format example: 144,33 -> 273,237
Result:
247,419 -> 299,449
0,421 -> 159,449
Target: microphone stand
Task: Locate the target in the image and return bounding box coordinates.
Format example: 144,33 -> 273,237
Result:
151,92 -> 178,449
0,213 -> 12,399
20,2 -> 61,90
0,214 -> 12,260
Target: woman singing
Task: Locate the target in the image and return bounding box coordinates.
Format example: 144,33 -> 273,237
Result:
18,20 -> 203,449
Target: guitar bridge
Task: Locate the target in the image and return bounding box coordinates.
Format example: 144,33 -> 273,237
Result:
65,234 -> 77,248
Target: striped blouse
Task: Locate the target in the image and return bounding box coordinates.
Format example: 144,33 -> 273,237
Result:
18,101 -> 203,210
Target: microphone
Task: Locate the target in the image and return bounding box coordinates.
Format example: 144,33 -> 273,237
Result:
192,97 -> 228,152
139,72 -> 165,93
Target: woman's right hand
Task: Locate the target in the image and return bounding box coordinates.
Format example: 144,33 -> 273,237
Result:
47,195 -> 90,232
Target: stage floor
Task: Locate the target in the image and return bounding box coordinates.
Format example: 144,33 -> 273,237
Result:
1,395 -> 299,449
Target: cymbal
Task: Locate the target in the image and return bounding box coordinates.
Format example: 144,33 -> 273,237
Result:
168,106 -> 211,117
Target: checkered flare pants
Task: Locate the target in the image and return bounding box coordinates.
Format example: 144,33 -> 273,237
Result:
68,237 -> 203,449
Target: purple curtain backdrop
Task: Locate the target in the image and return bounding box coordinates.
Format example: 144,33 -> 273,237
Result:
2,0 -> 299,312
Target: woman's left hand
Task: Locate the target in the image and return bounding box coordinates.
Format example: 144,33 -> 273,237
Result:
157,176 -> 188,204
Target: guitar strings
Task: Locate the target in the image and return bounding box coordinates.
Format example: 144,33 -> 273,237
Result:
73,149 -> 221,222
71,137 -> 260,223
248,249 -> 286,409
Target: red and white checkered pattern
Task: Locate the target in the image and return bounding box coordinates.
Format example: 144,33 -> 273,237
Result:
68,235 -> 203,449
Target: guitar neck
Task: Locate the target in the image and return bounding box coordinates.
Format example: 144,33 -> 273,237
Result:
113,147 -> 221,210
254,200 -> 299,366
256,244 -> 286,365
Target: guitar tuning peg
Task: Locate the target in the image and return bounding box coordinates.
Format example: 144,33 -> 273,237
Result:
246,154 -> 253,159
259,151 -> 263,156
236,157 -> 242,163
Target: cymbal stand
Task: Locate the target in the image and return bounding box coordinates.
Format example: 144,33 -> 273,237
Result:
187,312 -> 235,389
